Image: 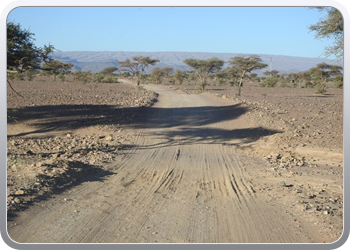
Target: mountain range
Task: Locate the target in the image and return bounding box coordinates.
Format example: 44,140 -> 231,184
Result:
52,51 -> 336,76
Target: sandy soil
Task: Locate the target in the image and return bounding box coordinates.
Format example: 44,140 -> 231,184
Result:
6,77 -> 343,243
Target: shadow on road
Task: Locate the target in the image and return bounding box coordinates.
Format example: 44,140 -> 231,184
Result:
141,126 -> 281,149
8,102 -> 282,146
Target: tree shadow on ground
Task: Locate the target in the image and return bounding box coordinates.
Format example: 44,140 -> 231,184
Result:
7,160 -> 114,221
8,103 -> 282,146
8,103 -> 248,134
137,126 -> 281,149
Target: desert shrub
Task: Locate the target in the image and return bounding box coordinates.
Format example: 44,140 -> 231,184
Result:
197,81 -> 207,92
258,81 -> 267,87
173,70 -> 185,85
13,73 -> 25,81
94,73 -> 105,83
103,75 -> 118,83
264,76 -> 279,87
7,72 -> 16,81
73,70 -> 93,83
24,70 -> 37,81
333,75 -> 343,89
334,81 -> 343,89
314,82 -> 328,94
304,81 -> 314,88
279,82 -> 288,87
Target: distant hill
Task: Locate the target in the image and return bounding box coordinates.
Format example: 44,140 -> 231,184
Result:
52,51 -> 336,76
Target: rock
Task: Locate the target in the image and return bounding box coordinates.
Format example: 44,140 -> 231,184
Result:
105,135 -> 113,141
279,181 -> 286,187
15,190 -> 25,195
14,197 -> 21,204
10,164 -> 17,172
66,133 -> 72,138
51,153 -> 59,159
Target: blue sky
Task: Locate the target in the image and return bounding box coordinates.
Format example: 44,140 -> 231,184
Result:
7,6 -> 335,58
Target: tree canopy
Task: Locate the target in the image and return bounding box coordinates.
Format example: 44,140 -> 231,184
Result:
7,21 -> 54,73
100,67 -> 119,75
228,55 -> 268,95
308,7 -> 343,61
42,60 -> 73,81
7,21 -> 55,96
118,56 -> 159,85
184,57 -> 224,91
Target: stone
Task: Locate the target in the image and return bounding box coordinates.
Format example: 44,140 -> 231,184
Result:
15,190 -> 24,195
105,135 -> 113,141
10,164 -> 17,172
14,197 -> 21,203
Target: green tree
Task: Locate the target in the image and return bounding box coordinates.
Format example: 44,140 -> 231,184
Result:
73,70 -> 93,83
100,67 -> 118,75
225,66 -> 241,86
150,67 -> 164,85
42,60 -> 73,81
7,21 -> 55,96
118,56 -> 159,85
161,67 -> 173,80
309,7 -> 343,61
183,57 -> 224,92
307,62 -> 343,83
173,69 -> 186,85
228,55 -> 268,96
215,71 -> 227,85
263,70 -> 279,77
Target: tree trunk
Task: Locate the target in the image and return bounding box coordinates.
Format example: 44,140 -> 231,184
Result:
238,75 -> 244,96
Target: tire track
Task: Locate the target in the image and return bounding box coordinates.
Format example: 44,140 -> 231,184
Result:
8,85 -> 311,243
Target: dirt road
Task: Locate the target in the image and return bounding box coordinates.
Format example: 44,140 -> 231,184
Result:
8,85 -> 318,243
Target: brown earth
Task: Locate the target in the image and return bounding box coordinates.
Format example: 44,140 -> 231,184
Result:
6,77 -> 343,243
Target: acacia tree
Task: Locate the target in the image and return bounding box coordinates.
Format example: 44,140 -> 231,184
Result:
7,21 -> 55,96
118,56 -> 159,85
42,60 -> 73,81
161,67 -> 173,80
183,57 -> 224,91
225,66 -> 241,86
173,69 -> 186,85
100,67 -> 118,75
228,55 -> 268,96
263,70 -> 279,77
307,62 -> 343,83
309,7 -> 343,61
150,67 -> 164,85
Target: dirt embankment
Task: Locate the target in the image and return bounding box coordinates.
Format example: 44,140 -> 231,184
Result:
7,77 -> 343,243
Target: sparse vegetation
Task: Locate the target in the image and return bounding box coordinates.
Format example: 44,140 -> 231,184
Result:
228,55 -> 268,96
183,57 -> 224,92
118,56 -> 159,85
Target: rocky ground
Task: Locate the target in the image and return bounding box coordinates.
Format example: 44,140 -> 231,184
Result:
7,77 -> 344,242
7,76 -> 157,214
168,80 -> 344,242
